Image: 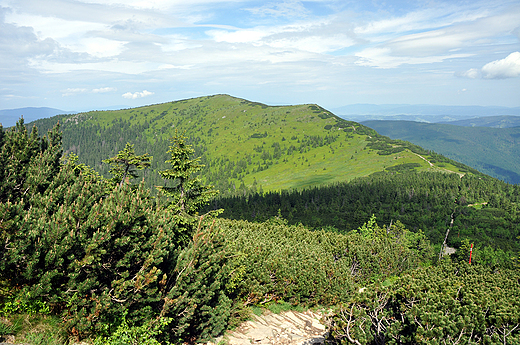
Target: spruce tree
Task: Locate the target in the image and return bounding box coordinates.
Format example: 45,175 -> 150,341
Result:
158,131 -> 218,216
102,142 -> 152,188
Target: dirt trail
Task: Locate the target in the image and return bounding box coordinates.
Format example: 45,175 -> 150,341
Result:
207,310 -> 328,345
413,152 -> 434,167
412,152 -> 465,177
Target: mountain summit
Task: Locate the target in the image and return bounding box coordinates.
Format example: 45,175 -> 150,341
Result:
27,94 -> 479,194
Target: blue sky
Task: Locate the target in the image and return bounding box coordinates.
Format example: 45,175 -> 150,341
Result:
1,0 -> 519,112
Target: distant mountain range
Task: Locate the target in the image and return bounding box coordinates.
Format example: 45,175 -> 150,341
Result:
334,104 -> 520,123
437,115 -> 520,128
0,107 -> 70,127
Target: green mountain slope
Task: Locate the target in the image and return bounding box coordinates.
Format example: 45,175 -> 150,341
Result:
439,115 -> 520,128
29,95 -> 479,194
362,120 -> 520,184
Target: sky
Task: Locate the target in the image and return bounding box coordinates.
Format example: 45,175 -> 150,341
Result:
1,0 -> 520,112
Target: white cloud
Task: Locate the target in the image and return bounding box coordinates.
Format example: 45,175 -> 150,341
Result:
245,1 -> 310,18
122,90 -> 154,99
482,52 -> 520,79
1,0 -> 520,110
206,17 -> 357,56
158,64 -> 192,69
206,28 -> 271,44
353,6 -> 520,68
354,6 -> 490,36
62,87 -> 116,96
30,59 -> 158,74
92,87 -> 117,93
61,88 -> 88,96
456,68 -> 480,79
6,0 -> 175,27
80,38 -> 126,58
355,47 -> 471,69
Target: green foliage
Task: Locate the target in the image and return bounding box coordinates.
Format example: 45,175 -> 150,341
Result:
1,165 -> 187,335
211,171 -> 520,254
158,131 -> 218,215
217,216 -> 433,308
0,123 -> 228,343
265,300 -> 305,314
4,110 -> 520,344
93,312 -> 171,345
161,223 -> 233,343
103,142 -> 152,188
384,162 -> 421,172
0,291 -> 50,316
27,95 -> 473,196
356,214 -> 378,238
0,118 -> 62,204
327,262 -> 520,344
455,239 -> 516,268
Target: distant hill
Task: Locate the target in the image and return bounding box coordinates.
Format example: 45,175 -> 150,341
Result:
25,95 -> 480,195
438,115 -> 520,128
334,104 -> 520,123
362,120 -> 520,184
0,107 -> 70,127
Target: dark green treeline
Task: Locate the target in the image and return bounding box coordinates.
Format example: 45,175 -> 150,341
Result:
207,171 -> 520,254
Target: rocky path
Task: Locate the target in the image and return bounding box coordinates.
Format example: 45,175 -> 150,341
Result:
208,310 -> 328,345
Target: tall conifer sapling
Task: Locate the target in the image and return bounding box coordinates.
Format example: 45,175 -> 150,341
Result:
103,142 -> 152,188
158,131 -> 218,216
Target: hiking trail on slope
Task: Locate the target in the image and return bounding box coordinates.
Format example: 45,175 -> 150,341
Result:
207,310 -> 328,345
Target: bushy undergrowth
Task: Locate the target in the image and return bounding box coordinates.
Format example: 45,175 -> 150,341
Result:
216,215 -> 433,308
0,121 -> 232,344
327,260 -> 520,344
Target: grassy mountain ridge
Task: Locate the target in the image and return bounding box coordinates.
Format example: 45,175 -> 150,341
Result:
334,104 -> 520,123
28,94 -> 479,194
363,120 -> 520,184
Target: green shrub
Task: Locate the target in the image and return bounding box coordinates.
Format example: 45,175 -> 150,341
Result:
217,216 -> 433,308
93,313 -> 170,345
160,223 -> 233,343
0,291 -> 50,316
0,125 -> 227,343
327,262 -> 520,344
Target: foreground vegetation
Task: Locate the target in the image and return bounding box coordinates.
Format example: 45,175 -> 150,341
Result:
328,262 -> 520,344
1,117 -> 519,344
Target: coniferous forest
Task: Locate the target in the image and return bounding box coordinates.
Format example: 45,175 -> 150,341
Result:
1,97 -> 520,344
